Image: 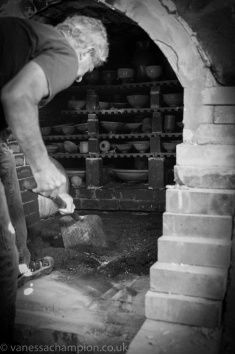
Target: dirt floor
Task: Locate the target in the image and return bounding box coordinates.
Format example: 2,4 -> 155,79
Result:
15,211 -> 162,353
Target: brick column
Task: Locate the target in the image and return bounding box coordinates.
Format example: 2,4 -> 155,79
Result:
8,139 -> 40,228
145,86 -> 235,329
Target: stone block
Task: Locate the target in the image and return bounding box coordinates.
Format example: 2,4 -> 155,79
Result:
200,105 -> 214,124
202,87 -> 235,105
23,200 -> 39,216
174,165 -> 235,189
19,176 -> 35,192
118,200 -> 157,211
214,106 -> 235,124
98,199 -> 119,210
177,144 -> 235,168
166,187 -> 235,216
145,291 -> 222,328
8,142 -> 21,153
163,212 -> 232,240
14,153 -> 25,167
194,124 -> 235,145
17,166 -> 32,180
150,262 -> 227,299
21,191 -> 38,204
158,236 -> 231,268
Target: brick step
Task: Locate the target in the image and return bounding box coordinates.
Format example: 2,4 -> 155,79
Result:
158,235 -> 231,268
194,124 -> 235,145
150,262 -> 227,300
163,212 -> 232,240
166,187 -> 235,216
177,144 -> 235,167
145,291 -> 221,328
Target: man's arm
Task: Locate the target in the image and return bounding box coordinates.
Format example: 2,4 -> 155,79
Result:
1,61 -> 66,196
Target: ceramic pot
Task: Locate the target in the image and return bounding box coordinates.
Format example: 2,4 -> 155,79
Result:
79,141 -> 89,154
132,40 -> 155,81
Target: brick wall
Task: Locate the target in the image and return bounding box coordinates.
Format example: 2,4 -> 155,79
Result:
8,140 -> 40,227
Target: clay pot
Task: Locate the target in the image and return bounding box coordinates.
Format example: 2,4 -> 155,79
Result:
102,70 -> 116,85
79,141 -> 89,154
132,40 -> 155,81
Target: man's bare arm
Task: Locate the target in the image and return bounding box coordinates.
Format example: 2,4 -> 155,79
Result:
1,61 -> 66,195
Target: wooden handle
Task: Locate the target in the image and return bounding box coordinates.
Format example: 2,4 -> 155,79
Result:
22,180 -> 67,209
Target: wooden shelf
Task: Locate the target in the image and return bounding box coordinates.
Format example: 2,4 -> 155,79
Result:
62,106 -> 183,116
43,132 -> 182,140
50,152 -> 176,159
68,79 -> 181,91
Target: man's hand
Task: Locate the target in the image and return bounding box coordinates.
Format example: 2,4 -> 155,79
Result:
57,193 -> 75,215
32,160 -> 66,197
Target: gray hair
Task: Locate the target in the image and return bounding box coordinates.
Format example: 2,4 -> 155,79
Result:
56,15 -> 109,67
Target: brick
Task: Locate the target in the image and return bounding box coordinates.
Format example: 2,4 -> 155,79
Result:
17,166 -> 32,180
21,190 -> 38,203
95,188 -> 118,200
174,165 -> 235,189
148,157 -> 165,188
145,291 -> 222,328
98,199 -> 119,210
79,198 -> 100,209
163,212 -> 232,240
150,262 -> 227,300
119,200 -> 157,211
19,176 -> 35,192
177,144 -> 235,168
23,200 -> 39,216
86,158 -> 103,187
8,142 -> 21,153
158,235 -> 231,268
214,106 -> 235,124
166,187 -> 235,216
202,87 -> 235,105
14,154 -> 25,167
194,124 -> 235,145
25,212 -> 40,226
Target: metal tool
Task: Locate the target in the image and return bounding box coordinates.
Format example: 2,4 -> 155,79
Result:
22,179 -> 67,209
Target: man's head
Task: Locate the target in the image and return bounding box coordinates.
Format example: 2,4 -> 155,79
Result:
56,15 -> 109,81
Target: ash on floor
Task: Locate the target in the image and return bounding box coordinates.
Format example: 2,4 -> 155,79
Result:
28,210 -> 162,278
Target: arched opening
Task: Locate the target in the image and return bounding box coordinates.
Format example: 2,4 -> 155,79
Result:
1,0 -> 234,352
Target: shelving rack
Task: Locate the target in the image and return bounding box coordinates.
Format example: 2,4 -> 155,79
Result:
42,78 -> 183,189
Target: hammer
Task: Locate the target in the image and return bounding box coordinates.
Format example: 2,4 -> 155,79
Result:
22,179 -> 67,209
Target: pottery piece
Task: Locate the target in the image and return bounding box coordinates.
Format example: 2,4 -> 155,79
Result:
64,141 -> 78,153
79,141 -> 89,154
117,68 -> 134,82
61,125 -> 75,135
99,101 -> 110,110
112,169 -> 148,182
146,65 -> 163,80
115,143 -> 132,152
125,122 -> 142,132
101,121 -> 123,132
46,145 -> 58,154
133,140 -> 150,152
68,99 -> 86,110
99,140 -> 111,152
162,141 -> 178,152
132,40 -> 155,81
75,123 -> 88,133
41,127 -> 51,135
127,94 -> 149,108
163,93 -> 183,107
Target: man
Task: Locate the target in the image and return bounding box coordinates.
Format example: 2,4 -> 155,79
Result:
0,15 -> 109,343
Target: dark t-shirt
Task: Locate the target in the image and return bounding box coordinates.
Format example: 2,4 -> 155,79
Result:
0,17 -> 78,131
